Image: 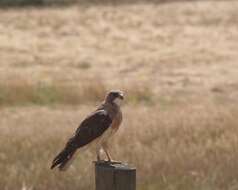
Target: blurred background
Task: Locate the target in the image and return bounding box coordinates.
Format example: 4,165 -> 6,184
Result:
0,0 -> 238,189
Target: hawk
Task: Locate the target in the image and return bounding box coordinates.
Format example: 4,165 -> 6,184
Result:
50,90 -> 124,171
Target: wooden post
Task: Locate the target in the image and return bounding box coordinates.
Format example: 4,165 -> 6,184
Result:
95,161 -> 136,190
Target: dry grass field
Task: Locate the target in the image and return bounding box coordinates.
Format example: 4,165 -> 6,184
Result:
0,0 -> 238,189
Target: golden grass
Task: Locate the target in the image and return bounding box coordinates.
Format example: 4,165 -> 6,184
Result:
1,103 -> 238,190
0,80 -> 155,106
0,80 -> 106,106
0,0 -> 238,190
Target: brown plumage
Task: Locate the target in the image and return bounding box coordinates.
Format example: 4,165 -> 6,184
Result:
50,90 -> 124,171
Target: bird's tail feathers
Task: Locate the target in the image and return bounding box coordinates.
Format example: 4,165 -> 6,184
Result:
51,144 -> 77,171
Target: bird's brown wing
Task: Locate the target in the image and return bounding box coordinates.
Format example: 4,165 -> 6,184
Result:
72,109 -> 112,148
50,110 -> 112,170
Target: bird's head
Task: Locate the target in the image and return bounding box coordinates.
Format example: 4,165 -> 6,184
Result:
105,90 -> 124,105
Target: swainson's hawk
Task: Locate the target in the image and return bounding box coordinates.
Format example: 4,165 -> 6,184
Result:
50,90 -> 124,171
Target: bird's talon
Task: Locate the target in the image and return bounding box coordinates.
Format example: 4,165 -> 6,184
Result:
107,160 -> 121,164
96,159 -> 107,163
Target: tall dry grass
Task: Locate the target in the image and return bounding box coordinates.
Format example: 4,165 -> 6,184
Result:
0,0 -> 238,189
0,103 -> 238,190
0,80 -> 107,106
0,80 -> 154,107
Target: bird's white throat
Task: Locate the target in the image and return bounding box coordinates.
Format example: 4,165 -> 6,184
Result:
114,98 -> 123,106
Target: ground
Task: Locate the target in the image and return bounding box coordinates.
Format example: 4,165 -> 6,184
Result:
0,1 -> 238,190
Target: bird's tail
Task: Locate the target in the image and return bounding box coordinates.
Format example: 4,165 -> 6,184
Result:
50,144 -> 77,171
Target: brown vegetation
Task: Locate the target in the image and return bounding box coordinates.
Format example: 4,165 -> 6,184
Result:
0,80 -> 154,106
0,0 -> 238,190
1,104 -> 238,190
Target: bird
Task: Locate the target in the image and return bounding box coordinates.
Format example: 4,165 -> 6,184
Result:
50,90 -> 124,171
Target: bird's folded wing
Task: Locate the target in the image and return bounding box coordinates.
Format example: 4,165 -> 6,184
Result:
70,110 -> 112,148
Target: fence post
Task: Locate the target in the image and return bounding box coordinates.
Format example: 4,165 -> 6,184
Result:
95,161 -> 136,190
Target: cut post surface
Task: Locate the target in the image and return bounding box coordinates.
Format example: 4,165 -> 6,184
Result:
95,161 -> 136,190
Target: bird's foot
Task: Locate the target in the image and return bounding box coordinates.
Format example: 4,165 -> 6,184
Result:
96,159 -> 107,163
105,159 -> 122,164
95,159 -> 121,165
96,155 -> 121,164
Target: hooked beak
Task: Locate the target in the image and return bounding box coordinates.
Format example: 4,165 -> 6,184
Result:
118,93 -> 124,100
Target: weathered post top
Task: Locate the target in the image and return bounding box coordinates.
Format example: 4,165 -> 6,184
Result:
95,161 -> 136,190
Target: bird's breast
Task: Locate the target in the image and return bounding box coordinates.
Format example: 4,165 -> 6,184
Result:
99,127 -> 116,145
111,110 -> 122,131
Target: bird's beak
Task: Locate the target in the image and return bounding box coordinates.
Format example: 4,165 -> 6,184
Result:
119,93 -> 124,100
